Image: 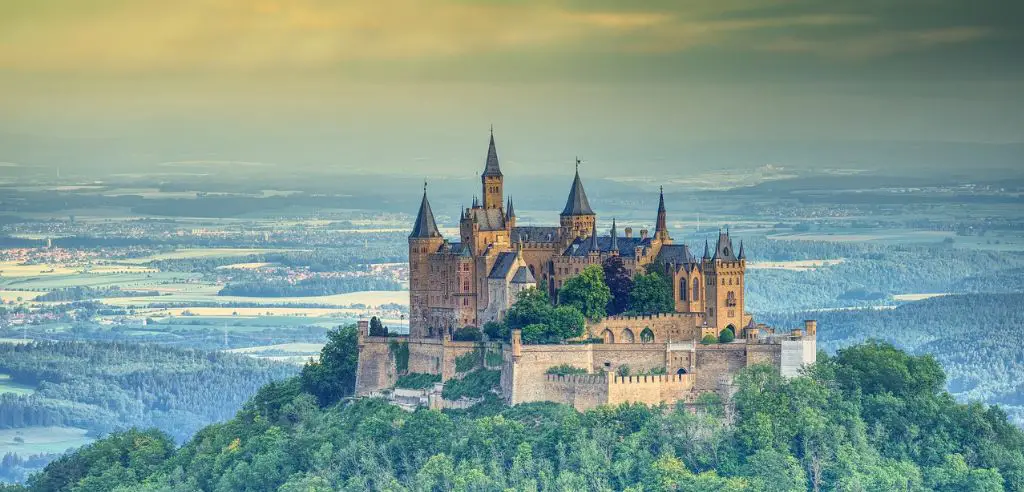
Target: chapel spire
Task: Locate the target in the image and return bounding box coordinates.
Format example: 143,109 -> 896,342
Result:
481,126 -> 504,209
610,218 -> 619,252
654,186 -> 669,242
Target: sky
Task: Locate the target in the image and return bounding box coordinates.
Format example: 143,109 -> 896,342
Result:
1,0 -> 1022,179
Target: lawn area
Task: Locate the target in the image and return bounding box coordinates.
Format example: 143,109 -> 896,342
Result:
0,427 -> 93,456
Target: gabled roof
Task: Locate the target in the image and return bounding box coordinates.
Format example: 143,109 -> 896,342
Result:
511,266 -> 536,284
488,252 -> 519,279
482,131 -> 502,177
561,167 -> 595,216
410,190 -> 441,239
511,226 -> 560,243
656,244 -> 698,265
563,235 -> 649,259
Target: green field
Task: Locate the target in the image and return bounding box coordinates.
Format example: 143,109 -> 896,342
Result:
0,427 -> 93,456
0,374 -> 35,396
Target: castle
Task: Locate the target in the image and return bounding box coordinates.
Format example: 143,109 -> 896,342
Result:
356,131 -> 816,410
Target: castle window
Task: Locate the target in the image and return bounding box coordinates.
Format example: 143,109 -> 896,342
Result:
693,278 -> 700,301
640,328 -> 654,343
679,278 -> 687,300
726,291 -> 736,307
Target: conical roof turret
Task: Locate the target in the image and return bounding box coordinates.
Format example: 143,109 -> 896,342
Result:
410,185 -> 441,239
610,218 -> 618,251
589,222 -> 600,253
561,158 -> 595,216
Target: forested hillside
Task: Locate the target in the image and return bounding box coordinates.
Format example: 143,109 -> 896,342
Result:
8,341 -> 1024,492
762,293 -> 1024,425
0,342 -> 297,482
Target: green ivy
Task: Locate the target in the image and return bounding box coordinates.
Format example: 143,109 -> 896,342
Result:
389,340 -> 409,374
441,369 -> 500,400
484,349 -> 503,368
544,364 -> 588,376
454,348 -> 482,373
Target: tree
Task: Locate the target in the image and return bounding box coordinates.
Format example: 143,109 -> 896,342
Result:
628,271 -> 674,314
550,305 -> 586,340
483,321 -> 508,341
505,288 -> 553,330
453,326 -> 482,341
719,327 -> 735,343
300,325 -> 359,407
369,316 -> 387,336
602,256 -> 633,315
701,334 -> 717,345
558,265 -> 611,321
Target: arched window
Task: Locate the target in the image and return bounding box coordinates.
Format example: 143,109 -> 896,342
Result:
640,328 -> 654,343
693,278 -> 700,301
621,328 -> 635,344
600,329 -> 615,344
676,368 -> 687,375
679,278 -> 687,300
726,291 -> 737,307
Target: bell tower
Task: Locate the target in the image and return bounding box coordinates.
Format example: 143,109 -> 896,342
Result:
408,183 -> 444,339
559,158 -> 596,240
481,127 -> 503,210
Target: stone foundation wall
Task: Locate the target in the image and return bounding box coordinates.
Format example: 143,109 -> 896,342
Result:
746,343 -> 782,368
540,374 -> 609,410
588,313 -> 703,344
508,344 -> 594,404
694,344 -> 748,391
407,339 -> 444,375
608,374 -> 696,406
591,343 -> 667,374
355,337 -> 396,396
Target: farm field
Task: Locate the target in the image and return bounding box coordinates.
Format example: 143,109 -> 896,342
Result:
747,259 -> 845,271
119,248 -> 298,263
0,427 -> 93,456
0,374 -> 35,396
767,229 -> 954,243
103,289 -> 410,308
0,290 -> 40,302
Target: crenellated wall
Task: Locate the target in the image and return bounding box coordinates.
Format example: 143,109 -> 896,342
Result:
588,312 -> 704,345
537,373 -> 697,410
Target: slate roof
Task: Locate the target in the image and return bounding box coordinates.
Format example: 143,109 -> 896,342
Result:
561,169 -> 595,216
482,132 -> 502,177
656,244 -> 698,265
511,226 -> 560,243
410,191 -> 441,238
563,236 -> 649,259
467,207 -> 506,231
511,266 -> 536,284
488,251 -> 519,279
713,230 -> 738,261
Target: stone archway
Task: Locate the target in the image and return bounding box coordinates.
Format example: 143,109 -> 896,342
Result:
600,329 -> 615,344
621,328 -> 635,344
640,327 -> 654,344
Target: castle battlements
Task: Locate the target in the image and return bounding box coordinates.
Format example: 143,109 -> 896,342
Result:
354,131 -> 819,411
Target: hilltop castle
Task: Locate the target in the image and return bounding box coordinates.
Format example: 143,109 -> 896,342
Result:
356,131 -> 816,410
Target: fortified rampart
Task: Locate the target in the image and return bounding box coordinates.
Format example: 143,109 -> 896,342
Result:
536,373 -> 696,410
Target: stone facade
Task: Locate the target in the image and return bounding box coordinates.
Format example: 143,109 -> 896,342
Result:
354,132 -> 818,410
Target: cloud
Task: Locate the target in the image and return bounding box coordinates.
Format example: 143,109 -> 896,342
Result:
761,26 -> 997,59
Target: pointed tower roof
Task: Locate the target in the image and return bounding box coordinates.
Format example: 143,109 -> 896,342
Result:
610,218 -> 618,251
589,222 -> 601,253
654,186 -> 668,238
410,185 -> 441,239
482,127 -> 502,177
506,197 -> 516,219
713,229 -> 738,261
561,158 -> 595,216
702,238 -> 711,260
738,240 -> 746,260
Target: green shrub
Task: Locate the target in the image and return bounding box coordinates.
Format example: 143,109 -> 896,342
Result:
719,328 -> 735,343
485,349 -> 503,367
483,321 -> 508,340
394,373 -> 441,390
441,369 -> 500,400
454,349 -> 482,373
453,326 -> 482,342
545,364 -> 588,376
616,365 -> 631,377
701,334 -> 718,345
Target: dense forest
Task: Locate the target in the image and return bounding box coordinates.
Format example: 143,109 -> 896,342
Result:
762,293 -> 1024,426
218,276 -> 401,297
0,342 -> 297,481
7,340 -> 1024,491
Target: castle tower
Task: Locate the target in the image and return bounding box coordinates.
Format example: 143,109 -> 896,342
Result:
560,158 -> 596,240
408,185 -> 444,339
654,186 -> 671,244
481,128 -> 504,210
704,229 -> 746,334
506,197 -> 516,230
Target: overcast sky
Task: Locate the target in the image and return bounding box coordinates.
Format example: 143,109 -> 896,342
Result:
1,0 -> 1022,178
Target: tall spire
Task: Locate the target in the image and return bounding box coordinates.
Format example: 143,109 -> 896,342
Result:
561,159 -> 595,216
702,238 -> 710,260
410,185 -> 441,239
506,197 -> 516,219
482,127 -> 502,177
589,222 -> 600,253
610,218 -> 618,251
738,240 -> 746,260
654,186 -> 668,241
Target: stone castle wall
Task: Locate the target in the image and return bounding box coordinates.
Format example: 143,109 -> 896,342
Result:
693,344 -> 748,391
587,313 -> 703,344
537,373 -> 697,410
355,336 -> 397,396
